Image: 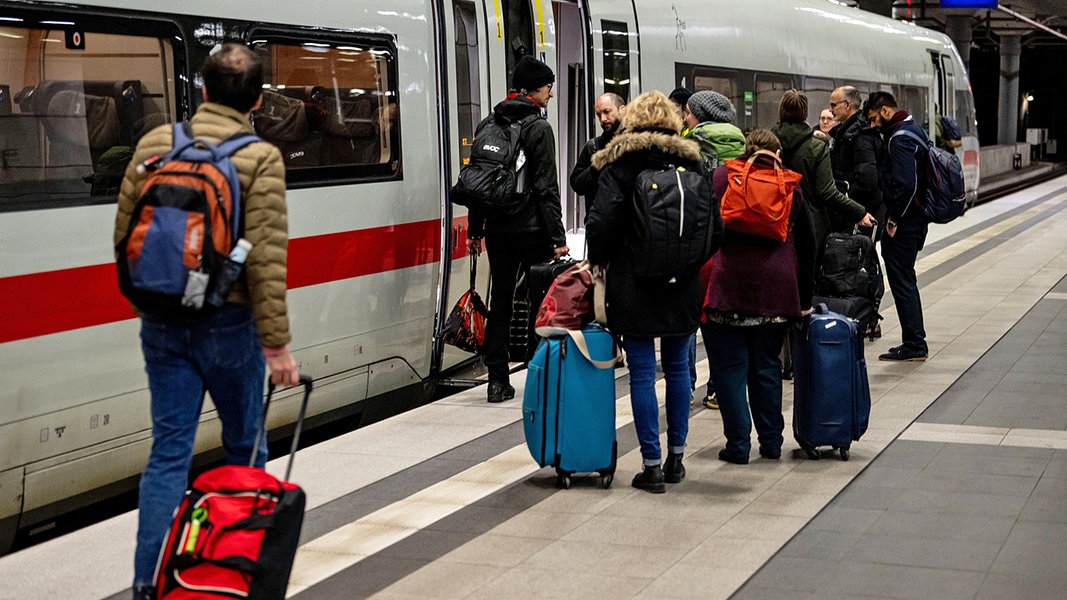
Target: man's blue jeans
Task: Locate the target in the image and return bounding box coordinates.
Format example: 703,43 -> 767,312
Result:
133,304 -> 267,588
624,334 -> 692,466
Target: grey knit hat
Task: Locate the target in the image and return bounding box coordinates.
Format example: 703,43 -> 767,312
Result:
687,90 -> 736,124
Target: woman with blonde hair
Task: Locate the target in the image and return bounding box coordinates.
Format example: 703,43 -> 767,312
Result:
704,128 -> 816,463
587,91 -> 722,492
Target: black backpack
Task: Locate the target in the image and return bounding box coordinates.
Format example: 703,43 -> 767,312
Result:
451,113 -> 538,216
629,165 -> 720,279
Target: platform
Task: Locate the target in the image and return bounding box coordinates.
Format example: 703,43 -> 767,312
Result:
2,173 -> 1067,600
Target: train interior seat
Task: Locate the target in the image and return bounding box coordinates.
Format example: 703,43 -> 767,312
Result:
254,89 -> 319,168
1,80 -> 141,182
323,91 -> 381,165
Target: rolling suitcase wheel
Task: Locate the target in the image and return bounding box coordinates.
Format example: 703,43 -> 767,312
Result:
803,446 -> 821,460
555,469 -> 572,489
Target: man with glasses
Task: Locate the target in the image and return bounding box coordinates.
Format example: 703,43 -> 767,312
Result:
467,56 -> 569,402
828,86 -> 883,232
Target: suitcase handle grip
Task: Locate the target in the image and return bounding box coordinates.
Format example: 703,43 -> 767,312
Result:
251,375 -> 313,481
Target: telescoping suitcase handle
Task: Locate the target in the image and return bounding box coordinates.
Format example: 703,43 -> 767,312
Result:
250,374 -> 313,481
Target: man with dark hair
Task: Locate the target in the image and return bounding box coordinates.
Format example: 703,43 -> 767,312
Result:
865,90 -> 929,361
829,85 -> 882,229
467,56 -> 568,403
115,42 -> 300,599
569,92 -> 625,214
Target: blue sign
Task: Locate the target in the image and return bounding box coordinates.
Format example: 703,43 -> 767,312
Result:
940,0 -> 998,8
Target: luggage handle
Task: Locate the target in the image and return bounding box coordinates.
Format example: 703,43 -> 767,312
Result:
250,374 -> 313,482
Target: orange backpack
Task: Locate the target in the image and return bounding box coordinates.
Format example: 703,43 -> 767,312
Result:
720,150 -> 802,243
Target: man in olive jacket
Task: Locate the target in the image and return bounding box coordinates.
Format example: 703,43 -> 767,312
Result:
115,44 -> 299,599
467,56 -> 568,403
772,90 -> 874,259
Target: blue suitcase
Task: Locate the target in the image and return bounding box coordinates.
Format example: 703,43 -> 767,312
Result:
792,304 -> 871,461
522,324 -> 618,488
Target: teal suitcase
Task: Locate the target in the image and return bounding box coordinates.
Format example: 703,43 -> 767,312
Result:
522,324 -> 617,488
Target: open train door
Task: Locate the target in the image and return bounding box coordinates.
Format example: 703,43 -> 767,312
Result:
553,0 -> 590,235
434,0 -> 493,374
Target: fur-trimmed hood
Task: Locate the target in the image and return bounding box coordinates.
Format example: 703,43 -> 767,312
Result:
591,130 -> 701,171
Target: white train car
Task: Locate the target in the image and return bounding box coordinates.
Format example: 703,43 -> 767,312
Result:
0,0 -> 977,551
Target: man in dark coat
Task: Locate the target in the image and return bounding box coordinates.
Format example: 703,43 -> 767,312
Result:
866,91 -> 929,362
829,85 -> 883,230
467,56 -> 569,402
569,92 -> 625,215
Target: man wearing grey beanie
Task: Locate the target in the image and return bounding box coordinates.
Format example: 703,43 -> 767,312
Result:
684,91 -> 745,173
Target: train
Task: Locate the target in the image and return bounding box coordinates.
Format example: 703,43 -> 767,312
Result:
0,0 -> 978,551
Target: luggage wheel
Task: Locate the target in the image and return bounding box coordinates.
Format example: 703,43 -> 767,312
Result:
837,446 -> 850,461
555,470 -> 572,489
803,446 -> 821,460
600,473 -> 614,489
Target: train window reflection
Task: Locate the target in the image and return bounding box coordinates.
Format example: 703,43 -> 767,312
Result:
803,77 -> 834,122
754,74 -> 793,128
0,23 -> 179,211
602,20 -> 630,102
250,38 -> 400,177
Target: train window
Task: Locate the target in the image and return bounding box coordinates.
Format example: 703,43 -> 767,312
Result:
902,86 -> 928,128
602,20 -> 630,102
684,66 -> 741,112
803,77 -> 834,122
249,36 -> 400,181
455,0 -> 482,165
955,90 -> 975,135
754,74 -> 793,128
503,0 -> 534,89
0,20 -> 181,212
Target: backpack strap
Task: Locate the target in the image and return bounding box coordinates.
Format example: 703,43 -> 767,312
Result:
565,329 -> 621,370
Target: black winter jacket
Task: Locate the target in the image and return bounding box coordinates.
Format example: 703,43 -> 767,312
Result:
468,95 -> 566,247
569,128 -> 616,209
587,129 -> 721,337
829,111 -> 882,217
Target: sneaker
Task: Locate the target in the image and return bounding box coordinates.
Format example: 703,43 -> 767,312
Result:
878,347 -> 927,362
631,465 -> 666,493
718,448 -> 749,465
759,446 -> 782,460
487,381 -> 516,403
703,392 -> 719,410
663,452 -> 686,483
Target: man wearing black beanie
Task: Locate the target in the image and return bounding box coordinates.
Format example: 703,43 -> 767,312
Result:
467,56 -> 568,403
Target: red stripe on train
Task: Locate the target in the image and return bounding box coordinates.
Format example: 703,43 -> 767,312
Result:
1,218 -> 468,344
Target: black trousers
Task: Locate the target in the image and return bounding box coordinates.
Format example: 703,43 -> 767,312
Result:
880,216 -> 929,353
484,233 -> 553,382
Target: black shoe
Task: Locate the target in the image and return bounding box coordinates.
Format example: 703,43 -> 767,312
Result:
869,324 -> 882,339
631,465 -> 666,493
718,448 -> 749,465
878,347 -> 927,362
663,452 -> 686,483
487,381 -> 515,403
759,446 -> 782,460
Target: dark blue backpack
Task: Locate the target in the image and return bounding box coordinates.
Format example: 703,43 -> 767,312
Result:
892,129 -> 966,224
939,115 -> 962,142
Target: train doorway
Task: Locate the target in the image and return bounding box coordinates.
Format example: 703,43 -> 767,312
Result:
554,0 -> 589,233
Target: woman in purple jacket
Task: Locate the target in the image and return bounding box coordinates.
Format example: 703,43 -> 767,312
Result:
704,129 -> 816,463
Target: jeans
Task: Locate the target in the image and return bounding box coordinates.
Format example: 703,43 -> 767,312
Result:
706,322 -> 788,455
484,233 -> 553,381
624,334 -> 692,466
881,217 -> 929,353
133,304 -> 267,588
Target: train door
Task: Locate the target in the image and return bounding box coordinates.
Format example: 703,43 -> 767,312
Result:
930,51 -> 949,140
436,0 -> 492,372
554,0 -> 589,233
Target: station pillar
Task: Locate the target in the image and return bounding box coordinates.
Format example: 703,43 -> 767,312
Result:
998,34 -> 1022,144
945,14 -> 974,71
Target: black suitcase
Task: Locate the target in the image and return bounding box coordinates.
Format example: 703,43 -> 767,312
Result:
154,376 -> 313,600
509,258 -> 578,363
816,228 -> 883,338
